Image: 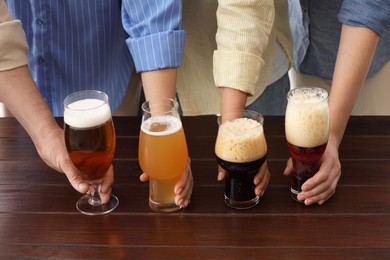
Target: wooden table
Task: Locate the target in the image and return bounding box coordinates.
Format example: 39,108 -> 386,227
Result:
0,116 -> 389,258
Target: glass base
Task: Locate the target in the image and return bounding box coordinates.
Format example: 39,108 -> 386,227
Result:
76,194 -> 119,216
224,195 -> 259,209
290,188 -> 304,203
149,198 -> 181,213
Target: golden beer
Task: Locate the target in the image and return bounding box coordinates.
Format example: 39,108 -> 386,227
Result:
139,114 -> 188,212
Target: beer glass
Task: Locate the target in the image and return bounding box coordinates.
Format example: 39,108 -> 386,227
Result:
285,87 -> 329,202
64,90 -> 118,215
215,110 -> 268,209
138,98 -> 189,212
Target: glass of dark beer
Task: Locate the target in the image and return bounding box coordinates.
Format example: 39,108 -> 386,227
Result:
285,87 -> 329,202
215,110 -> 268,209
64,90 -> 118,215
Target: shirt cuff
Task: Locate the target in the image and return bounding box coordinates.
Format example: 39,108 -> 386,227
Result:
126,30 -> 185,73
213,50 -> 264,96
338,0 -> 390,36
0,20 -> 28,71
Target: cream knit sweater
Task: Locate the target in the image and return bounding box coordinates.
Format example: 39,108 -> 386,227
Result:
0,0 -> 28,71
178,0 -> 292,115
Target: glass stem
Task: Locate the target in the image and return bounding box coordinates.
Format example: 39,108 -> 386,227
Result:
88,183 -> 102,206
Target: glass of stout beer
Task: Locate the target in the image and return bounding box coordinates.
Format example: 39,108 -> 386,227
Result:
215,110 -> 268,209
285,87 -> 329,202
138,98 -> 189,212
64,90 -> 118,215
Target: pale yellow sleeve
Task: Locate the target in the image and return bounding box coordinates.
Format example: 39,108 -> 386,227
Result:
213,0 -> 275,95
0,0 -> 28,71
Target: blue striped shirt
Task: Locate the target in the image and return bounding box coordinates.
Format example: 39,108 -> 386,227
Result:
5,0 -> 185,116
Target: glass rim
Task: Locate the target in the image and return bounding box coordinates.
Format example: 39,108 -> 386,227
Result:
287,87 -> 329,103
217,109 -> 264,127
64,90 -> 109,111
141,98 -> 179,114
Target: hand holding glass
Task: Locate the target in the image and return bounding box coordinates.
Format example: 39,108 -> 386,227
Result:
138,98 -> 189,212
285,87 -> 329,202
215,110 -> 268,209
64,90 -> 118,215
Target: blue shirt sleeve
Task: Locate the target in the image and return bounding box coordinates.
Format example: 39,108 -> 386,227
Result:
121,0 -> 186,73
338,0 -> 390,36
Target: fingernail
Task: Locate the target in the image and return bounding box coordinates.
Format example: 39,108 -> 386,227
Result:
78,182 -> 88,191
177,199 -> 183,206
217,172 -> 224,181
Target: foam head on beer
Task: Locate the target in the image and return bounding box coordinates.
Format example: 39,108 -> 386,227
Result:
64,99 -> 111,128
285,87 -> 329,148
141,115 -> 182,136
215,117 -> 267,163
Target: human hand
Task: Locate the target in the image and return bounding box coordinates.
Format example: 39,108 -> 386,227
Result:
35,126 -> 114,203
139,158 -> 194,208
217,160 -> 271,197
283,144 -> 341,205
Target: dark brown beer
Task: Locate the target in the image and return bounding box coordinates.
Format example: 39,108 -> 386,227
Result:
215,114 -> 267,209
65,119 -> 116,181
216,155 -> 266,202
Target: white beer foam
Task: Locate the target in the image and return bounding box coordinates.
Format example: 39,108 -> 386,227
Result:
215,118 -> 267,163
141,115 -> 182,136
285,91 -> 329,147
64,99 -> 111,128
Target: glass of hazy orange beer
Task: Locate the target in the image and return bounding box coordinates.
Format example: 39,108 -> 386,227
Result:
285,87 -> 329,202
215,110 -> 268,209
64,90 -> 118,215
138,98 -> 189,212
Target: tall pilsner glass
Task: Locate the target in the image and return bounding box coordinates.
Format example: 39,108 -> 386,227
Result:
285,87 -> 329,202
64,90 -> 118,215
215,110 -> 268,209
138,98 -> 189,212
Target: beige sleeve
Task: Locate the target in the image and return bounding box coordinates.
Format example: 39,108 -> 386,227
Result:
213,0 -> 275,95
0,0 -> 28,71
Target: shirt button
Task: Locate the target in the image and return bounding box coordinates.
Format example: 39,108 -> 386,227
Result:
36,19 -> 45,25
38,57 -> 45,63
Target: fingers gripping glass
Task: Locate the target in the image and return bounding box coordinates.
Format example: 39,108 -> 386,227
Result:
285,87 -> 329,203
64,90 -> 119,215
138,98 -> 189,212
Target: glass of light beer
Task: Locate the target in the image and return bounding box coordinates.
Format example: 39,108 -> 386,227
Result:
285,87 -> 329,202
138,98 -> 189,212
64,90 -> 118,215
215,110 -> 268,209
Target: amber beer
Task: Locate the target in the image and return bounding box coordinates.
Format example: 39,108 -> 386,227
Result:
139,114 -> 188,212
285,87 -> 329,202
215,112 -> 267,209
64,98 -> 116,181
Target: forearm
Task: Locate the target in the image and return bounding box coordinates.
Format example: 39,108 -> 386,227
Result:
220,87 -> 247,115
141,68 -> 177,101
329,24 -> 378,147
0,66 -> 60,148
